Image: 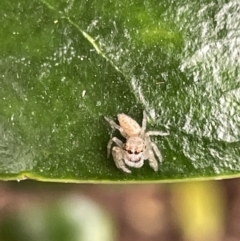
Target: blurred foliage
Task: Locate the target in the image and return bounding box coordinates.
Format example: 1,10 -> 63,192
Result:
172,181 -> 225,241
0,194 -> 115,241
0,180 -> 229,240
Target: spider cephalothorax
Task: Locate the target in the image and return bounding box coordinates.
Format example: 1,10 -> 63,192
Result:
105,111 -> 169,173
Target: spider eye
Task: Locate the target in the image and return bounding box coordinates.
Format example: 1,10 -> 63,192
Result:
127,150 -> 141,155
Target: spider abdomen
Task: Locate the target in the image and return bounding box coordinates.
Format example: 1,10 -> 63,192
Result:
118,113 -> 141,136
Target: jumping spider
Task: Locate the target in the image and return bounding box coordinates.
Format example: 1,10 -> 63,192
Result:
104,111 -> 169,173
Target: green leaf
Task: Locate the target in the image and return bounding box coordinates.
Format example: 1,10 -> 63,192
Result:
0,0 -> 239,182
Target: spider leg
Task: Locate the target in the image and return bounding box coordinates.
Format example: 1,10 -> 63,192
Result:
112,146 -> 131,173
151,142 -> 163,163
147,149 -> 159,171
107,137 -> 124,158
141,110 -> 147,135
146,130 -> 169,136
104,116 -> 128,138
145,130 -> 168,162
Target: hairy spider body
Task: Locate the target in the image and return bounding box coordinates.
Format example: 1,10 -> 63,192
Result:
105,111 -> 169,173
118,114 -> 141,136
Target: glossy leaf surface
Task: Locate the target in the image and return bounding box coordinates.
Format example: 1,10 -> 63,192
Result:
0,0 -> 239,182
